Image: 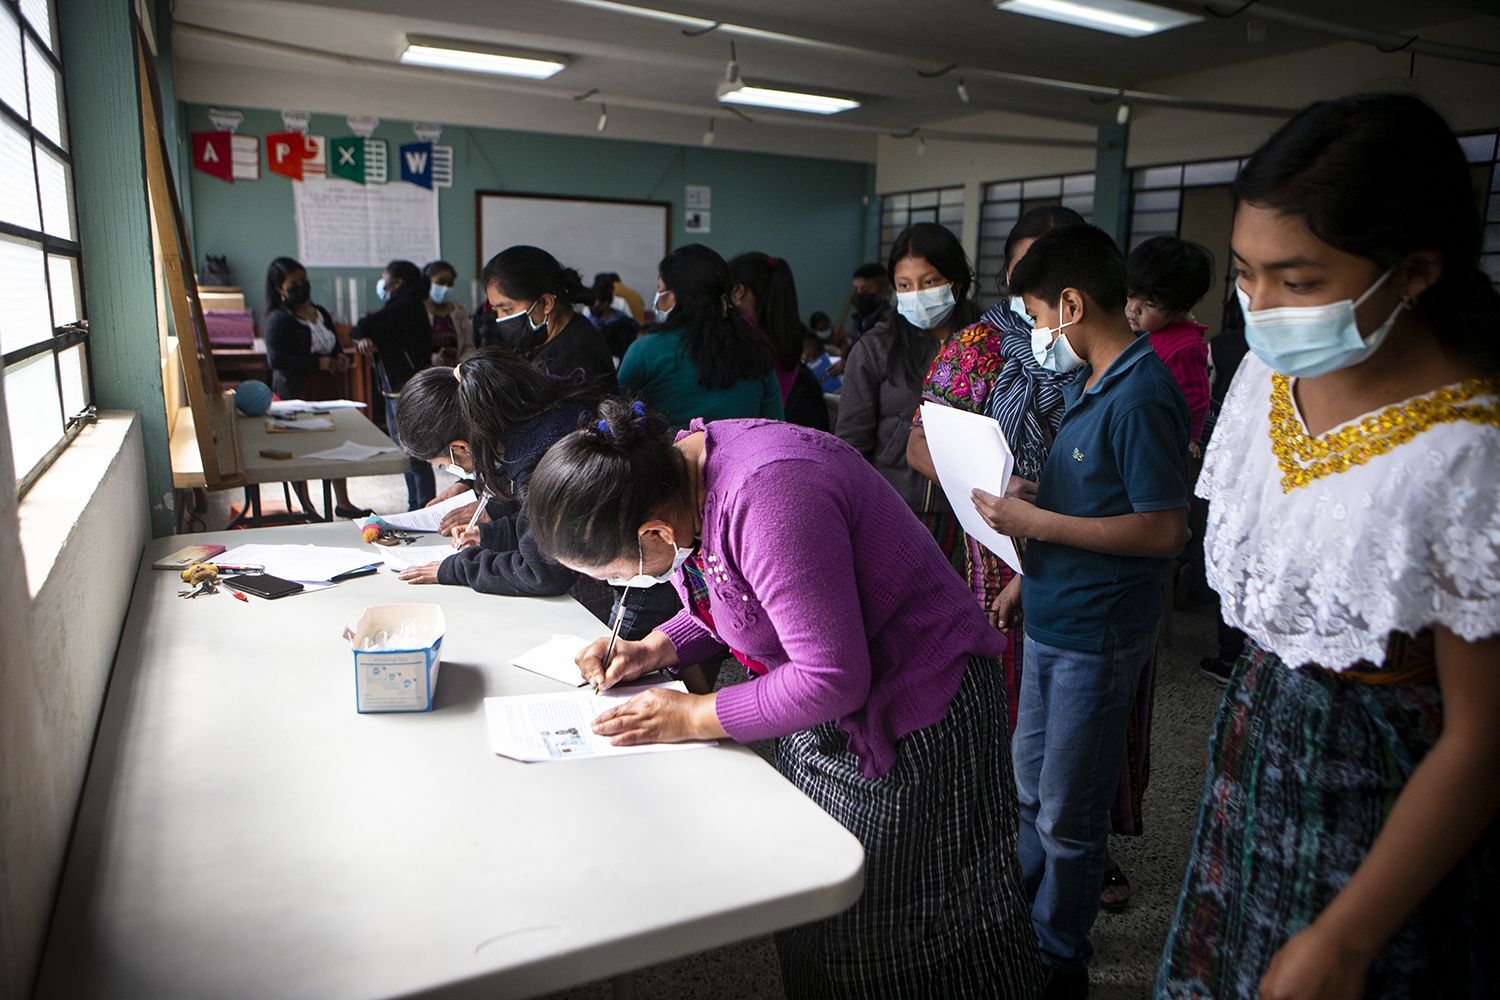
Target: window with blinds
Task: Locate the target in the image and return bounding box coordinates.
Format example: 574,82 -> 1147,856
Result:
975,172 -> 1095,308
1126,157 -> 1243,252
1457,131 -> 1500,287
878,185 -> 964,264
1,0 -> 91,495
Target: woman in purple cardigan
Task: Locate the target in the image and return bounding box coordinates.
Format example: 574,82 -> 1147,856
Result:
527,398 -> 1042,999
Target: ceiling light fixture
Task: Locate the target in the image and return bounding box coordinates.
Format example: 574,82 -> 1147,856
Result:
401,35 -> 569,79
993,0 -> 1201,38
596,104 -> 609,131
715,39 -> 859,115
956,78 -> 970,103
702,117 -> 717,145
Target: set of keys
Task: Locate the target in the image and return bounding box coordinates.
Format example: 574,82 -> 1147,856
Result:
178,578 -> 220,599
178,561 -> 221,599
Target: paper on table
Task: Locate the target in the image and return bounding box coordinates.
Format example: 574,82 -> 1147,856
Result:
919,402 -> 1023,574
267,399 -> 367,415
215,543 -> 380,584
368,491 -> 476,532
300,439 -> 401,462
511,634 -> 591,687
265,416 -> 335,432
483,680 -> 716,762
376,544 -> 456,573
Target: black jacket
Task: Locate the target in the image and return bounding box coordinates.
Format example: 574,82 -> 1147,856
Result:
355,293 -> 431,393
531,314 -> 618,388
263,304 -> 337,400
434,400 -> 589,597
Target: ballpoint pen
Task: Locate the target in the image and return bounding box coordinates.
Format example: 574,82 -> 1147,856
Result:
597,586 -> 630,692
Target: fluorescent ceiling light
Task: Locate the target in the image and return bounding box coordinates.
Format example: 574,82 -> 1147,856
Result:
716,80 -> 860,116
994,0 -> 1201,37
400,35 -> 569,79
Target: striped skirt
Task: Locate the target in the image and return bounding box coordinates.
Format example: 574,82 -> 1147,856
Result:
774,657 -> 1043,1000
1155,642 -> 1500,997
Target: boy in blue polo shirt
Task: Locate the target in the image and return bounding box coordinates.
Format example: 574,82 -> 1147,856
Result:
972,224 -> 1189,999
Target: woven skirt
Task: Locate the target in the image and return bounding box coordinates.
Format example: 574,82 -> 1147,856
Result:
774,656 -> 1043,1000
1155,642 -> 1500,997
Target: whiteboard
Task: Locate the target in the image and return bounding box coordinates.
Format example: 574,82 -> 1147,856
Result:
477,193 -> 669,307
295,178 -> 440,268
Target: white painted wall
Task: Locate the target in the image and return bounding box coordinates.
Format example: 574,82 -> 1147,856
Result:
0,412 -> 149,1000
874,15 -> 1500,255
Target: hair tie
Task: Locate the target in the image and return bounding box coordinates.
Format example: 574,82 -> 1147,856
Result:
596,419 -> 613,439
453,363 -> 463,384
630,400 -> 648,428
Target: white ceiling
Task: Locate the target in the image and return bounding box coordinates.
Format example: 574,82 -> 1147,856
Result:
168,0 -> 1500,161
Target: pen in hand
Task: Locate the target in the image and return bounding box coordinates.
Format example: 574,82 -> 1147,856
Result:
452,491 -> 490,548
596,586 -> 629,693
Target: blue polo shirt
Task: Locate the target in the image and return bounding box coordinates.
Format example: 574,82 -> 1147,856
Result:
1022,333 -> 1189,652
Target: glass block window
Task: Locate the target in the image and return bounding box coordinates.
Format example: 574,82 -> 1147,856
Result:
975,172 -> 1094,307
1,0 -> 91,495
878,185 -> 964,263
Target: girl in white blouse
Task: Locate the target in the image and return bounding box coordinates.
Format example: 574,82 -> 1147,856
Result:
1155,94 -> 1500,999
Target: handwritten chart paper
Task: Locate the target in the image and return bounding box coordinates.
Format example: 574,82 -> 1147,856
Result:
295,178 -> 439,268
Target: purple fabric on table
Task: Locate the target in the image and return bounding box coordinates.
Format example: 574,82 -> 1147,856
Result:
656,419 -> 1005,778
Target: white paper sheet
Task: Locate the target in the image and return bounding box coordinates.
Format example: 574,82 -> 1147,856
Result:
369,491 -> 477,533
483,681 -> 716,762
267,399 -> 368,415
919,402 -> 1023,574
511,634 -> 591,687
214,543 -> 380,584
300,440 -> 400,462
265,416 -> 336,432
376,545 -> 456,573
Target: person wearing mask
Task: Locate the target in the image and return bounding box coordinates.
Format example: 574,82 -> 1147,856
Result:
589,278 -> 640,361
525,399 -> 1044,998
847,262 -> 894,345
423,259 -> 473,368
354,259 -> 435,509
261,256 -> 369,519
388,350 -> 597,597
836,222 -> 978,522
617,244 -> 784,431
484,246 -> 615,386
1156,93 -> 1500,1000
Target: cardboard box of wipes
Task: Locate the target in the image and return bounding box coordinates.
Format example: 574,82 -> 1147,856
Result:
345,604 -> 446,713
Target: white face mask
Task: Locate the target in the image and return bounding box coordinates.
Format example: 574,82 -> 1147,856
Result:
607,535 -> 694,589
1238,269 -> 1402,378
445,445 -> 470,481
814,326 -> 833,341
1030,302 -> 1084,374
896,284 -> 956,330
653,290 -> 673,323
375,277 -> 390,303
1009,295 -> 1034,329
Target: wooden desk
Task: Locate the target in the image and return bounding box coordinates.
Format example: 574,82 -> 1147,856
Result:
172,407 -> 410,527
33,523 -> 864,999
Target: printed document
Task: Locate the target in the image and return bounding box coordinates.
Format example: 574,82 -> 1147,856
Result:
484,681 -> 717,762
919,402 -> 1023,574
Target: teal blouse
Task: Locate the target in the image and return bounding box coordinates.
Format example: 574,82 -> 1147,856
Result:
617,327 -> 784,430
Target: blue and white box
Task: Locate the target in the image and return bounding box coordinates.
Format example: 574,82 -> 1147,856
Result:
345,604 -> 446,713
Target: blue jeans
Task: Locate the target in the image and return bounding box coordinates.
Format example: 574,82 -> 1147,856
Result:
1013,627 -> 1156,968
384,395 -> 435,510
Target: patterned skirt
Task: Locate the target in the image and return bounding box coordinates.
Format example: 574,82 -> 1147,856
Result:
1155,642 -> 1500,997
920,511 -> 1154,835
774,657 -> 1043,1000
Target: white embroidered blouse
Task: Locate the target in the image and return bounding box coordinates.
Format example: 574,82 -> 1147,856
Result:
1197,353 -> 1500,670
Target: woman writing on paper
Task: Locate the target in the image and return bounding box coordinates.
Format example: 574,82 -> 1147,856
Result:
525,400 -> 1043,998
261,256 -> 369,519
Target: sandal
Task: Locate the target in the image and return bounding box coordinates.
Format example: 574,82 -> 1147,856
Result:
1100,861 -> 1130,913
334,504 -> 375,519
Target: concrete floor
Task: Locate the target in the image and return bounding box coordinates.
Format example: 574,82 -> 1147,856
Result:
195,472 -> 1226,1000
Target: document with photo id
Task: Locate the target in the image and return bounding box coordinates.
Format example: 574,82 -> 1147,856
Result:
483,680 -> 717,762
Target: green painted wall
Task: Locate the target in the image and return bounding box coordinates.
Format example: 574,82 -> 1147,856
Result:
182,104 -> 874,324
61,0 -> 175,537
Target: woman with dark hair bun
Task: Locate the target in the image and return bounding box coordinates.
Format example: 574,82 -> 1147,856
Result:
481,245 -> 614,386
729,251 -> 828,428
1157,93 -> 1500,998
618,244 -> 783,430
353,258 -> 436,509
524,400 -> 1043,998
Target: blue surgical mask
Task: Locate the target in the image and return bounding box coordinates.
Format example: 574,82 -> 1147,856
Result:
1030,303 -> 1083,374
607,536 -> 694,588
430,283 -> 451,305
376,278 -> 390,303
1238,269 -> 1402,378
653,290 -> 673,324
896,284 -> 956,330
1008,295 -> 1034,329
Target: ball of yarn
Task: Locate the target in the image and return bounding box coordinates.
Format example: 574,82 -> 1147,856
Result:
234,379 -> 273,416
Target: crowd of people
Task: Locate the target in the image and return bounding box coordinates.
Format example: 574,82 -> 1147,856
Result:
259,93 -> 1500,1000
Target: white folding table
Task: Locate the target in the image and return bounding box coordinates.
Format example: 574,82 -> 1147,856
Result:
33,522 -> 864,999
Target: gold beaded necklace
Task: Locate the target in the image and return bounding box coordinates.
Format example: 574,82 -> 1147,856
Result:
1268,372 -> 1500,492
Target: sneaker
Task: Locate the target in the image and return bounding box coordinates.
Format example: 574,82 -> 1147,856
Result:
1199,656 -> 1234,685
1041,963 -> 1089,1000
